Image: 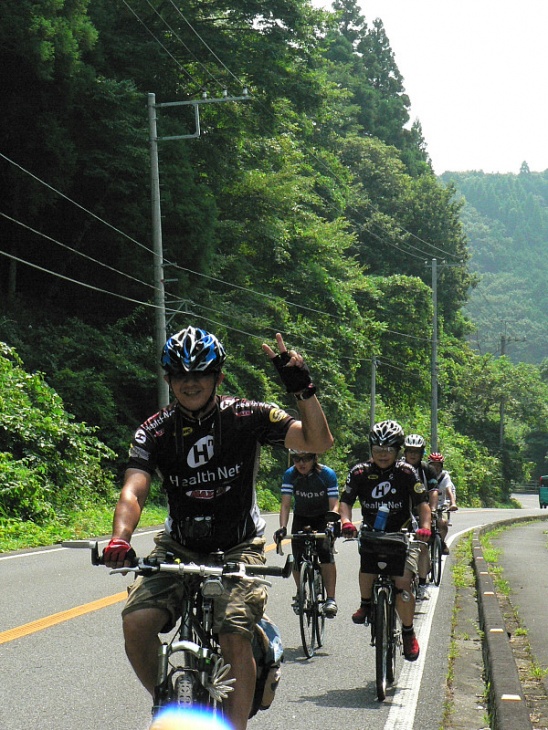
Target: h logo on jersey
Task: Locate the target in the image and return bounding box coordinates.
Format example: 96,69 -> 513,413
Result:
187,435 -> 214,468
372,481 -> 392,500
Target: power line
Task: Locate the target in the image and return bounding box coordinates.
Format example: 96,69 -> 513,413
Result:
120,0 -> 201,91
0,211 -> 157,292
0,249 -> 158,310
167,0 -> 246,89
1,152 -> 432,344
141,0 -> 227,93
0,152 -> 155,258
153,4 -> 463,262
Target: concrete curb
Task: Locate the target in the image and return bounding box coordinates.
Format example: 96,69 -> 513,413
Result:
472,515 -> 548,729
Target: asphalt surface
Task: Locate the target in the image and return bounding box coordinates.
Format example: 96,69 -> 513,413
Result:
496,519 -> 548,683
470,503 -> 548,730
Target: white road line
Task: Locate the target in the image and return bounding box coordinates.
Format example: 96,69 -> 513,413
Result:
384,526 -> 478,729
0,528 -> 160,561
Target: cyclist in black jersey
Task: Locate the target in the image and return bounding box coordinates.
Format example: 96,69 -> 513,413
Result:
403,434 -> 439,600
103,327 -> 333,730
339,421 -> 431,662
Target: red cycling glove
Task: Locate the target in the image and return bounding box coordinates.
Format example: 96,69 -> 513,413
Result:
341,521 -> 357,538
103,538 -> 136,565
415,528 -> 432,542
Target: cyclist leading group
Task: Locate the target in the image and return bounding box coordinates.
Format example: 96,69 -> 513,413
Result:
103,326 -> 333,730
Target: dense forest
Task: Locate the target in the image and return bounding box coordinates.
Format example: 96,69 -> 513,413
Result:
440,168 -> 548,364
1,0 -> 548,531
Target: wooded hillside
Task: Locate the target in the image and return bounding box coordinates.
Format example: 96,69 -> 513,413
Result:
441,167 -> 548,365
1,0 -> 548,528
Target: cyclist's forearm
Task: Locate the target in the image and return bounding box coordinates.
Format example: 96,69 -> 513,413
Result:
338,502 -> 352,523
418,502 -> 431,530
279,498 -> 291,529
285,400 -> 334,454
112,497 -> 142,541
112,469 -> 150,541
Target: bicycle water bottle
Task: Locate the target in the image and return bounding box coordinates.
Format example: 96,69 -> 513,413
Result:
373,505 -> 389,531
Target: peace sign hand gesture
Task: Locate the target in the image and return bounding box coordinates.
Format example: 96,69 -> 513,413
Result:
262,333 -> 314,395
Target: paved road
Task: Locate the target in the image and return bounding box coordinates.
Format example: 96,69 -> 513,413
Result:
494,514 -> 548,697
0,500 -> 543,730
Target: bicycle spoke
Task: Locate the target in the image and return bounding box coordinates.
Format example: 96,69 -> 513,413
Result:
299,562 -> 317,658
314,569 -> 326,648
431,534 -> 443,586
375,590 -> 390,701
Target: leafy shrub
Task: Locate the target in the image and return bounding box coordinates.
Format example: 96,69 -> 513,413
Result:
0,342 -> 117,522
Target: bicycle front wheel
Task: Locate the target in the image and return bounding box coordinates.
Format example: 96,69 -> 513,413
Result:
430,533 -> 443,586
314,568 -> 326,648
299,561 -> 317,659
374,590 -> 391,701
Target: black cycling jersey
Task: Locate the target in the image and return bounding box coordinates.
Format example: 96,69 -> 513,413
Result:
341,458 -> 428,532
127,395 -> 294,552
416,460 -> 439,491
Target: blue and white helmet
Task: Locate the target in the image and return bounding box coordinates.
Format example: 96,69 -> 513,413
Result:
161,327 -> 226,375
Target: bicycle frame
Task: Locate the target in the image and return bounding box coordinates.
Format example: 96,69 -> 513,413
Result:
429,509 -> 452,585
277,530 -> 333,659
152,569 -> 233,714
64,540 -> 292,719
370,572 -> 399,701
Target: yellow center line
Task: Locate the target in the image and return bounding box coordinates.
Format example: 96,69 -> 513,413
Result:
1,540 -> 281,646
0,592 -> 127,645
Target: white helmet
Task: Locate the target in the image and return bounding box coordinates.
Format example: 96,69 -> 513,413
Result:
404,434 -> 426,450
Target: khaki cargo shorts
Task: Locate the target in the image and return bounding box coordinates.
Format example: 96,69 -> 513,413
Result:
123,530 -> 267,642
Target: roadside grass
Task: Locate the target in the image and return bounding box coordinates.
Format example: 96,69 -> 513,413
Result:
0,503 -> 168,553
442,532 -> 486,729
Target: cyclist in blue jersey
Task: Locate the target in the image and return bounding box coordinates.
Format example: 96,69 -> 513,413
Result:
103,327 -> 333,730
274,451 -> 340,617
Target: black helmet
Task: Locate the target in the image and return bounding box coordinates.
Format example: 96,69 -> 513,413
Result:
369,420 -> 405,448
161,326 -> 226,375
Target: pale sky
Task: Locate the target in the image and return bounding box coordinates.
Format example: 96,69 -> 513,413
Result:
323,1 -> 548,175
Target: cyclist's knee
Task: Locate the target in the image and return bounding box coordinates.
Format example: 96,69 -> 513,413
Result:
123,607 -> 168,645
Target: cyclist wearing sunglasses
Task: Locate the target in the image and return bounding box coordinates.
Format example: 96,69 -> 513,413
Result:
274,451 -> 340,617
339,420 -> 431,662
403,434 -> 439,600
103,327 -> 333,730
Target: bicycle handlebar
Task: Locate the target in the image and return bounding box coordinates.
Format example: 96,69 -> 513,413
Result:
63,540 -> 294,580
275,530 -> 335,556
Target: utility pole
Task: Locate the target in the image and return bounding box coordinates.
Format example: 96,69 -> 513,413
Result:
500,332 -> 506,451
147,90 -> 250,409
427,257 -> 463,452
430,258 -> 439,452
148,95 -> 169,409
499,327 -> 526,450
370,356 -> 377,430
